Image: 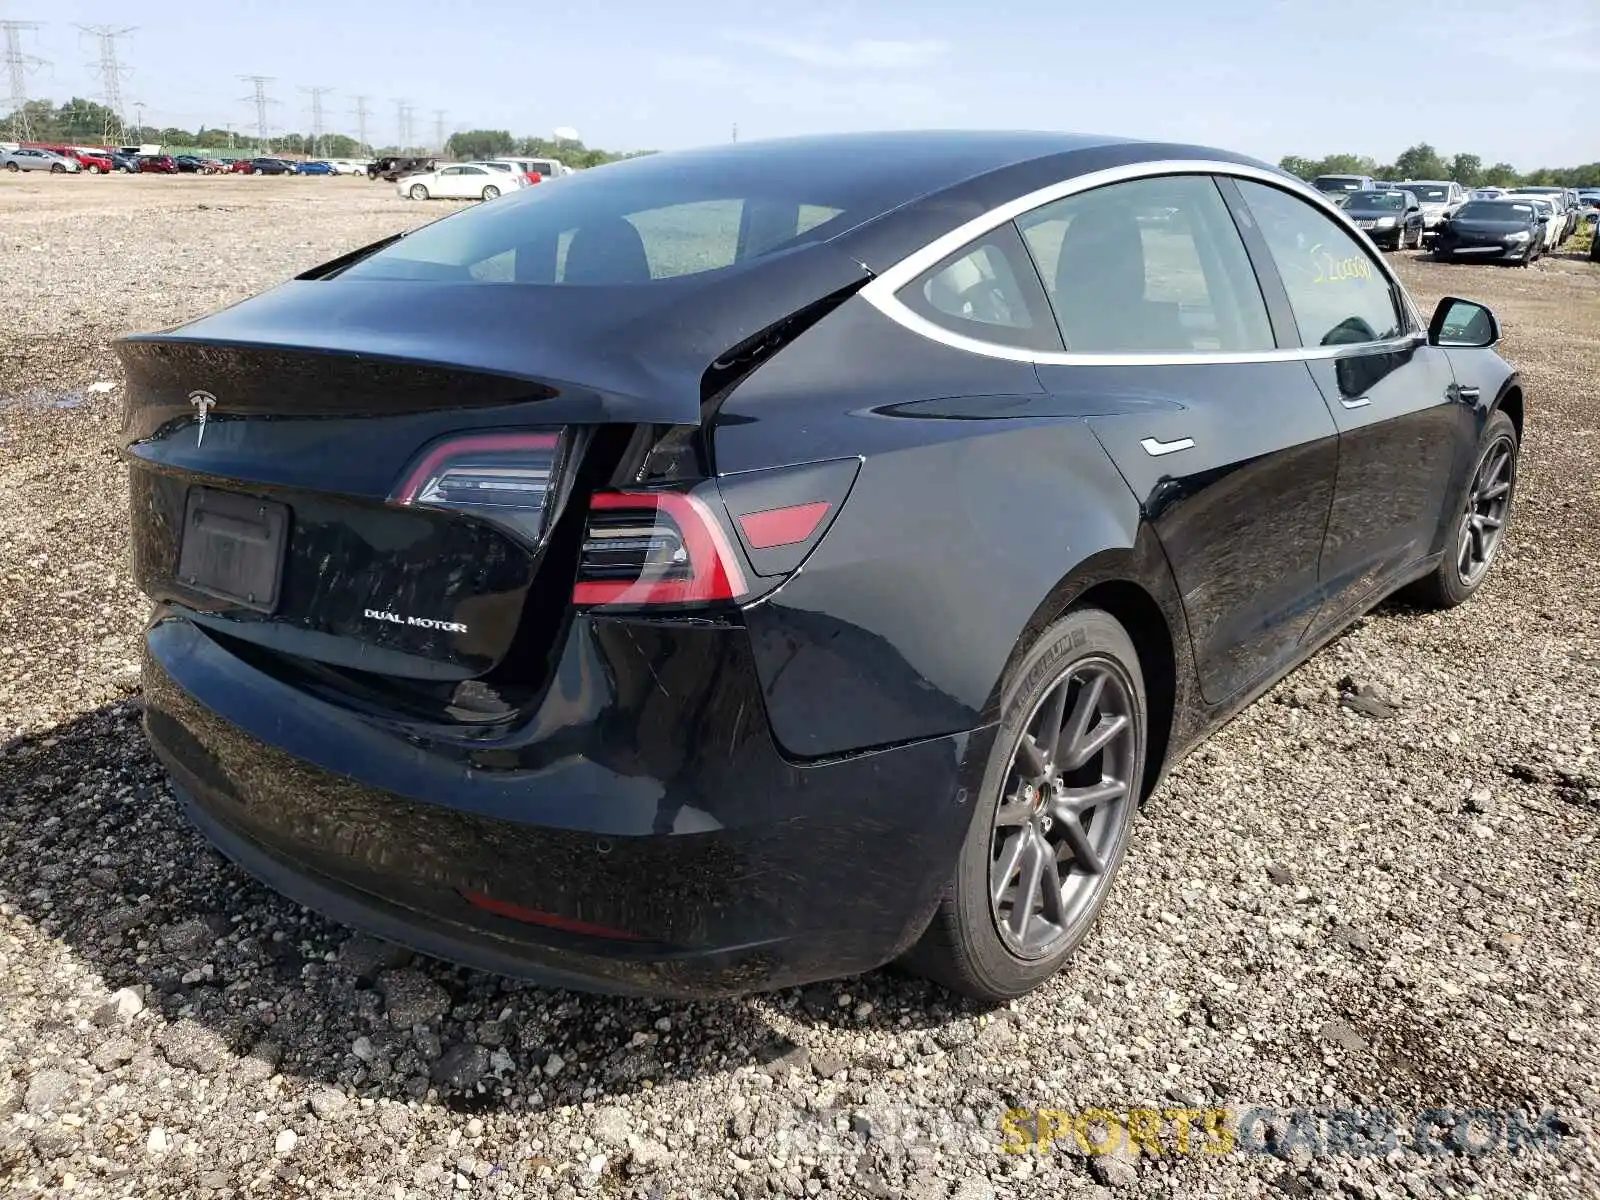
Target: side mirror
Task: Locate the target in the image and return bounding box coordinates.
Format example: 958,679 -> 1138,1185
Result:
1430,297 -> 1499,348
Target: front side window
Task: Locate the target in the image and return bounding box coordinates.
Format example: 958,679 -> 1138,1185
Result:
1234,180 -> 1403,348
1015,174 -> 1274,354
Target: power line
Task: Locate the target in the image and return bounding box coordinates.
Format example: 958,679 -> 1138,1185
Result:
76,25 -> 135,146
3,20 -> 47,143
351,94 -> 371,154
238,75 -> 277,151
392,98 -> 413,153
300,85 -> 333,157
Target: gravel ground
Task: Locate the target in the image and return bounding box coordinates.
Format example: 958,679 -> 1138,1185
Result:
1,175 -> 1598,1200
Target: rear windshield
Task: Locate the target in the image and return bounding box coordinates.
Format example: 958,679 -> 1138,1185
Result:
1350,193 -> 1405,210
1457,202 -> 1533,220
1313,177 -> 1364,192
1405,185 -> 1449,202
339,160 -> 866,286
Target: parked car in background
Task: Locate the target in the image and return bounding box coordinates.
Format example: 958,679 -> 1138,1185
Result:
1509,187 -> 1578,242
1513,194 -> 1564,251
138,154 -> 179,174
118,131 -> 1525,1003
236,157 -> 294,175
1395,180 -> 1466,236
173,155 -> 222,174
295,160 -> 336,175
1341,188 -> 1425,250
109,149 -> 142,173
1,147 -> 80,173
491,156 -> 567,182
324,159 -> 369,175
33,144 -> 113,173
1470,187 -> 1509,200
1311,173 -> 1374,196
398,161 -> 526,201
368,155 -> 435,182
1432,199 -> 1543,265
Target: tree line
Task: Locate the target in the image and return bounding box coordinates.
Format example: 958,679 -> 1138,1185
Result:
2,98 -> 646,166
1280,143 -> 1599,188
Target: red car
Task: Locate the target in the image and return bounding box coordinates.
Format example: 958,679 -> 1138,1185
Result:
24,144 -> 113,174
229,159 -> 255,174
138,154 -> 178,174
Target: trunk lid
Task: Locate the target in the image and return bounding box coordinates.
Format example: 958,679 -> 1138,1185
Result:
119,249 -> 868,703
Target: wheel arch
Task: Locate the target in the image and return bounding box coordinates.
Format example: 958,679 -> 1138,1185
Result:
1492,376 -> 1523,443
995,529 -> 1192,803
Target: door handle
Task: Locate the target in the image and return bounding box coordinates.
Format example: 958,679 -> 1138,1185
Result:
1140,436 -> 1194,457
1340,397 -> 1371,410
1457,386 -> 1480,402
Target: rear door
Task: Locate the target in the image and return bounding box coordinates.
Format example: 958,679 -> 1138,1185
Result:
1021,172 -> 1341,705
1230,179 -> 1475,624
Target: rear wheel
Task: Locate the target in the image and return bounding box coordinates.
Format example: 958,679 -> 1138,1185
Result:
3,163 -> 17,173
87,164 -> 103,175
1405,409 -> 1517,609
481,184 -> 501,201
409,183 -> 429,200
50,163 -> 65,173
903,609 -> 1147,1002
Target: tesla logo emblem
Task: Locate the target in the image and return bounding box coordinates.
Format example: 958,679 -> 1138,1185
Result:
187,391 -> 216,446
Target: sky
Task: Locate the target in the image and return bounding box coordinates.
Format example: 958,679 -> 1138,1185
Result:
10,0 -> 1598,168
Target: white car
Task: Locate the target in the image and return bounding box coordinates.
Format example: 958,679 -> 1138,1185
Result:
492,156 -> 571,179
1506,194 -> 1562,250
325,159 -> 369,176
1395,179 -> 1466,231
398,162 -> 526,202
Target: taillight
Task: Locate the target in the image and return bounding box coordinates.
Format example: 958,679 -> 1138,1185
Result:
391,430 -> 563,543
573,491 -> 746,607
571,458 -> 861,609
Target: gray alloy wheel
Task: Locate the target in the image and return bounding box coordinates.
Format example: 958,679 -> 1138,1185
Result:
3,163 -> 17,173
482,184 -> 500,201
409,183 -> 429,201
1405,409 -> 1518,609
903,608 -> 1147,1001
1456,429 -> 1516,589
87,164 -> 102,174
50,163 -> 65,173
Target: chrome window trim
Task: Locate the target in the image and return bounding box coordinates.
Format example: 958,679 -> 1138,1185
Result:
859,157 -> 1426,367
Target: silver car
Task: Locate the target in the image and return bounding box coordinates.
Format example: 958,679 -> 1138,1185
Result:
1,147 -> 81,173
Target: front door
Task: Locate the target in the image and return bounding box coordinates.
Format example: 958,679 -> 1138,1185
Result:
1231,179 -> 1476,624
1018,173 -> 1340,705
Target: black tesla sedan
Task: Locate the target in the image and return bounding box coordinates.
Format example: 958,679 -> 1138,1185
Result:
1432,199 -> 1545,265
119,132 -> 1522,1002
1341,188 -> 1425,250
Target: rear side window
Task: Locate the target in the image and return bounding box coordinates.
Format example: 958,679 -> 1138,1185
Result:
1015,174 -> 1274,354
897,224 -> 1060,352
1234,180 -> 1403,347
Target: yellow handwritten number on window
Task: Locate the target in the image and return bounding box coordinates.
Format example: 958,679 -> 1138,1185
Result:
1308,242 -> 1371,285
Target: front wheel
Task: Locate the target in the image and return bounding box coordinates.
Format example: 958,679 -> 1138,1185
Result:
87,164 -> 103,174
50,163 -> 65,173
3,163 -> 17,173
481,184 -> 500,201
1404,409 -> 1517,609
408,183 -> 429,200
902,609 -> 1147,1002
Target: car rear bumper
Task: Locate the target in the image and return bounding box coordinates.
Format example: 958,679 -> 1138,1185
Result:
141,610 -> 989,997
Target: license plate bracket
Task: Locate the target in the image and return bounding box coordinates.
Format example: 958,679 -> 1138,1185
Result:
176,487 -> 290,613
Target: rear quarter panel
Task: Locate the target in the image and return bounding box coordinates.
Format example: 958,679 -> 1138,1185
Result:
714,298 -> 1177,759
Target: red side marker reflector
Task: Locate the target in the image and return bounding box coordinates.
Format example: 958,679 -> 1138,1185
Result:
459,890 -> 644,941
737,501 -> 831,550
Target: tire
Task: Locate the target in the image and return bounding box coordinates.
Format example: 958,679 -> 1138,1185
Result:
409,183 -> 429,200
50,163 -> 65,173
902,609 -> 1147,1002
481,184 -> 500,201
87,164 -> 103,174
3,163 -> 17,172
1404,409 -> 1517,609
